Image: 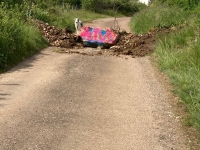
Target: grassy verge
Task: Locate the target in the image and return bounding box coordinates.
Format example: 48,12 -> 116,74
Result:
131,5 -> 200,131
130,6 -> 189,34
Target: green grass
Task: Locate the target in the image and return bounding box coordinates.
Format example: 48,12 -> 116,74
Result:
0,21 -> 47,70
154,18 -> 200,130
0,3 -> 48,70
130,6 -> 189,34
155,27 -> 200,129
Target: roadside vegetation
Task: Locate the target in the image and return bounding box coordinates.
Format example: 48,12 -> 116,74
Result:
0,0 -> 145,71
131,0 -> 200,132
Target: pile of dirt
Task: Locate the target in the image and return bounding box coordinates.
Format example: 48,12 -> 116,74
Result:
35,20 -> 83,49
108,28 -> 171,58
109,32 -> 155,57
35,20 -> 170,57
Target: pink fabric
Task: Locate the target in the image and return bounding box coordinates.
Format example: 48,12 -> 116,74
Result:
79,27 -> 118,44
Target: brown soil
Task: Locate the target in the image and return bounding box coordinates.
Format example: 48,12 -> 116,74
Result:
35,20 -> 83,49
35,20 -> 171,57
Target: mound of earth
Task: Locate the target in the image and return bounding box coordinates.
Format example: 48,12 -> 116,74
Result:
109,32 -> 155,57
35,20 -> 83,49
35,20 -> 170,58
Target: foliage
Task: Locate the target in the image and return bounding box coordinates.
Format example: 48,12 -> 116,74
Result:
32,6 -> 52,23
130,6 -> 189,34
0,2 -> 47,70
154,0 -> 199,9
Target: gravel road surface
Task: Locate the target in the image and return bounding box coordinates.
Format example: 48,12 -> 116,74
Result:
0,18 -> 189,150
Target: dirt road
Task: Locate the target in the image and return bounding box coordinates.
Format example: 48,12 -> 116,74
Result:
85,17 -> 132,32
0,18 -> 189,149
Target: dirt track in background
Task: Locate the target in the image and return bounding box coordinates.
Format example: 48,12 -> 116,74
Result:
0,17 -> 195,149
